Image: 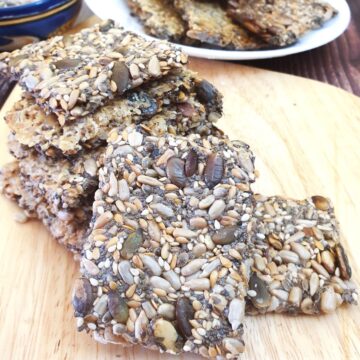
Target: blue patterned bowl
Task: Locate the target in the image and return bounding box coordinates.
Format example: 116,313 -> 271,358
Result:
0,0 -> 82,51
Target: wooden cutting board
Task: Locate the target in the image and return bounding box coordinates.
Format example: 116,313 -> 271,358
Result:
1,58 -> 360,359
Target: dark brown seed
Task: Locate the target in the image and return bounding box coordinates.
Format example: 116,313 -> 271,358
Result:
121,229 -> 143,259
108,293 -> 129,323
311,195 -> 330,211
204,153 -> 224,189
249,274 -> 271,309
72,278 -> 93,315
335,244 -> 352,280
112,61 -> 130,94
178,102 -> 195,117
53,58 -> 81,70
176,297 -> 194,338
84,313 -> 98,324
212,226 -> 237,245
166,157 -> 186,188
195,79 -> 217,104
185,149 -> 198,177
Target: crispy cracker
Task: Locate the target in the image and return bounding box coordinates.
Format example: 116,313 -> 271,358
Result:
5,70 -> 222,157
228,0 -> 336,46
174,0 -> 267,50
127,0 -> 186,41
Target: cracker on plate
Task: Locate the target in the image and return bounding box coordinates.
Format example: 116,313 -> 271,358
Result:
127,0 -> 186,41
174,0 -> 268,50
227,0 -> 337,46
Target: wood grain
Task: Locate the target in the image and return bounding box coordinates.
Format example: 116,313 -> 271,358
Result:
0,60 -> 360,360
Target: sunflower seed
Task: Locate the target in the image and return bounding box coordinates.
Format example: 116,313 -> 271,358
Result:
288,287 -> 302,307
192,243 -> 207,257
208,200 -> 226,220
190,217 -> 208,229
137,175 -> 162,187
118,261 -> 134,285
82,258 -> 100,276
141,255 -> 162,275
93,211 -> 113,229
290,242 -> 311,261
128,131 -> 143,147
228,299 -> 245,330
163,270 -> 181,290
173,228 -> 197,238
150,276 -> 174,292
200,259 -> 221,278
184,278 -> 210,290
150,203 -> 174,218
141,301 -> 156,319
134,310 -> 149,340
199,195 -> 215,209
321,250 -> 335,274
181,259 -> 207,276
118,179 -> 130,201
311,260 -> 330,279
309,272 -> 319,296
148,55 -> 161,76
278,250 -> 300,264
320,287 -> 337,313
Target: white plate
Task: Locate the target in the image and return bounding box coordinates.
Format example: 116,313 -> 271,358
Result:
85,0 -> 351,60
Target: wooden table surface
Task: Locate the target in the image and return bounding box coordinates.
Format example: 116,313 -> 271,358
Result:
0,0 -> 359,108
1,59 -> 360,360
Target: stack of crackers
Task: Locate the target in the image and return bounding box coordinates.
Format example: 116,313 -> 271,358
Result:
127,0 -> 337,49
0,21 -> 357,359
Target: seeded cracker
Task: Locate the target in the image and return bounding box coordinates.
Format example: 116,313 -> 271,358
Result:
7,136 -> 103,215
227,0 -> 337,47
2,71 -> 223,253
0,20 -> 187,124
73,125 -> 255,358
5,70 -> 223,157
174,0 -> 268,50
247,194 -> 357,315
127,0 -> 186,41
0,161 -> 91,252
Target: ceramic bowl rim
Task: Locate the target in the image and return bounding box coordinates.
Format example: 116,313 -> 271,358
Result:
0,0 -> 77,19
